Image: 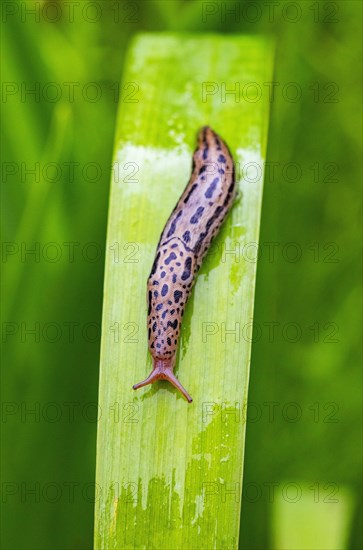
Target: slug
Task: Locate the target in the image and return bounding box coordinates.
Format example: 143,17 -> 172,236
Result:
133,126 -> 236,403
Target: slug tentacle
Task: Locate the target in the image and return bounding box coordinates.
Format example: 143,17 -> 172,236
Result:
133,126 -> 236,403
133,359 -> 193,403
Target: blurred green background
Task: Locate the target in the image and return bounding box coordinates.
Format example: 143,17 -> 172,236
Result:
1,1 -> 362,549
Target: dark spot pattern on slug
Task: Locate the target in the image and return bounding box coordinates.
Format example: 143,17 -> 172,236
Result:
166,210 -> 182,238
228,179 -> 235,193
184,183 -> 198,204
167,319 -> 178,330
199,165 -> 206,175
218,154 -> 226,163
181,257 -> 192,281
202,127 -> 208,160
174,290 -> 183,303
205,177 -> 219,199
206,206 -> 223,231
161,284 -> 168,297
165,252 -> 177,265
190,206 -> 205,224
183,231 -> 191,243
150,251 -> 160,276
148,291 -> 152,315
194,232 -> 207,254
223,192 -> 232,207
156,303 -> 163,311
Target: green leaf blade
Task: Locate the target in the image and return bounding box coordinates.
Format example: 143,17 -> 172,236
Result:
95,32 -> 274,549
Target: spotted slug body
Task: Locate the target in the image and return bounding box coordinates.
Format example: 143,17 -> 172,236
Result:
133,126 -> 236,403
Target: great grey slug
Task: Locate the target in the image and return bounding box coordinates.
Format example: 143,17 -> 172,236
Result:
133,126 -> 236,403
